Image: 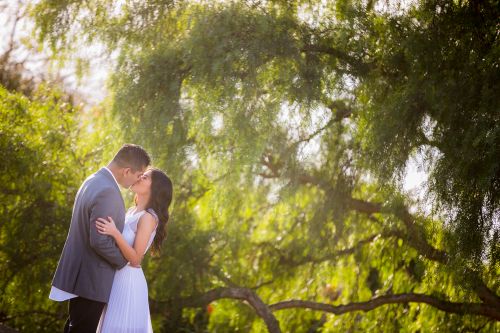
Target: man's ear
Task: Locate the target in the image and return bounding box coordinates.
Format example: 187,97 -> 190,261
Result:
123,167 -> 132,177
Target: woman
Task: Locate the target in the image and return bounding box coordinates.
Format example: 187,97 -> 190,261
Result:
95,167 -> 173,333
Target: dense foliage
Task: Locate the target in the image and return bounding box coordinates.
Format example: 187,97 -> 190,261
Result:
0,0 -> 498,332
0,84 -> 125,331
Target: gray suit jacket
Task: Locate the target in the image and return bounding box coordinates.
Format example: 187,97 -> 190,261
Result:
52,168 -> 128,303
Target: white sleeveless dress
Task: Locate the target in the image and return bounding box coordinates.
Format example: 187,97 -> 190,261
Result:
97,209 -> 157,333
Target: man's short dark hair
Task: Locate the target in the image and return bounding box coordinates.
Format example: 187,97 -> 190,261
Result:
112,144 -> 151,172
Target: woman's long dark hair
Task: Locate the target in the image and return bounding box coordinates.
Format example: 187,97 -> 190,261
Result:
137,167 -> 173,255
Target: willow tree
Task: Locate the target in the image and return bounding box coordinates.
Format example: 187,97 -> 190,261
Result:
33,0 -> 499,332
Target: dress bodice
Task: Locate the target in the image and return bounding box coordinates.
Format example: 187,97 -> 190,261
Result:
122,208 -> 158,254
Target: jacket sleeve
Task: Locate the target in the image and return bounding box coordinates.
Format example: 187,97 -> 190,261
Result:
89,187 -> 128,269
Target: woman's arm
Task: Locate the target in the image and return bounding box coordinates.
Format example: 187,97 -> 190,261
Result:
95,213 -> 157,267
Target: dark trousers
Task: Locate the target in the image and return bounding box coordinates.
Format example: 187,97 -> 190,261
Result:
63,297 -> 105,333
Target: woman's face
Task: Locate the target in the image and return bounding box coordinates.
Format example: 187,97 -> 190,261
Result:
130,169 -> 153,195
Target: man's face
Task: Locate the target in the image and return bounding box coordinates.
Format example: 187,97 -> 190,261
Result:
121,167 -> 146,188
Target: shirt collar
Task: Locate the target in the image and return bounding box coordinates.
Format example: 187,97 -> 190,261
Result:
103,167 -> 120,188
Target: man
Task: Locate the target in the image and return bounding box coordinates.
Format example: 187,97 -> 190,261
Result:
50,144 -> 151,332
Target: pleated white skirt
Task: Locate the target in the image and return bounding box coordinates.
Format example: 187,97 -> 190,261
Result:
97,265 -> 153,333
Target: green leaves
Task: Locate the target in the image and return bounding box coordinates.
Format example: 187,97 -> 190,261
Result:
355,0 -> 500,262
12,0 -> 500,331
0,84 -> 121,332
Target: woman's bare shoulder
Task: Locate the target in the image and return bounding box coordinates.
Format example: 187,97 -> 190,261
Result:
138,211 -> 157,229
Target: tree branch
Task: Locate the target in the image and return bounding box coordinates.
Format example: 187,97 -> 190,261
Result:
473,280 -> 500,309
327,100 -> 355,121
301,45 -> 373,76
151,289 -> 500,326
295,174 -> 448,263
151,287 -> 281,333
290,100 -> 355,148
394,208 -> 447,261
269,293 -> 500,321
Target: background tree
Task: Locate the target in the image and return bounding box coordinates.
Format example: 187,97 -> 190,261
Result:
0,83 -> 123,332
0,4 -> 122,331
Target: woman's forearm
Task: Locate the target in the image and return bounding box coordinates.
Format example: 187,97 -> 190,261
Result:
112,232 -> 142,266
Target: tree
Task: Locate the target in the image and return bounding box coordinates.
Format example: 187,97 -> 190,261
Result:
0,84 -> 122,332
23,0 -> 500,331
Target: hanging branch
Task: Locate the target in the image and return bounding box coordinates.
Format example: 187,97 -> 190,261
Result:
257,156 -> 500,309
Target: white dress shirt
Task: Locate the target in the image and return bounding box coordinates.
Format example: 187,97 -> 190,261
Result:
49,286 -> 77,301
49,167 -> 120,301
